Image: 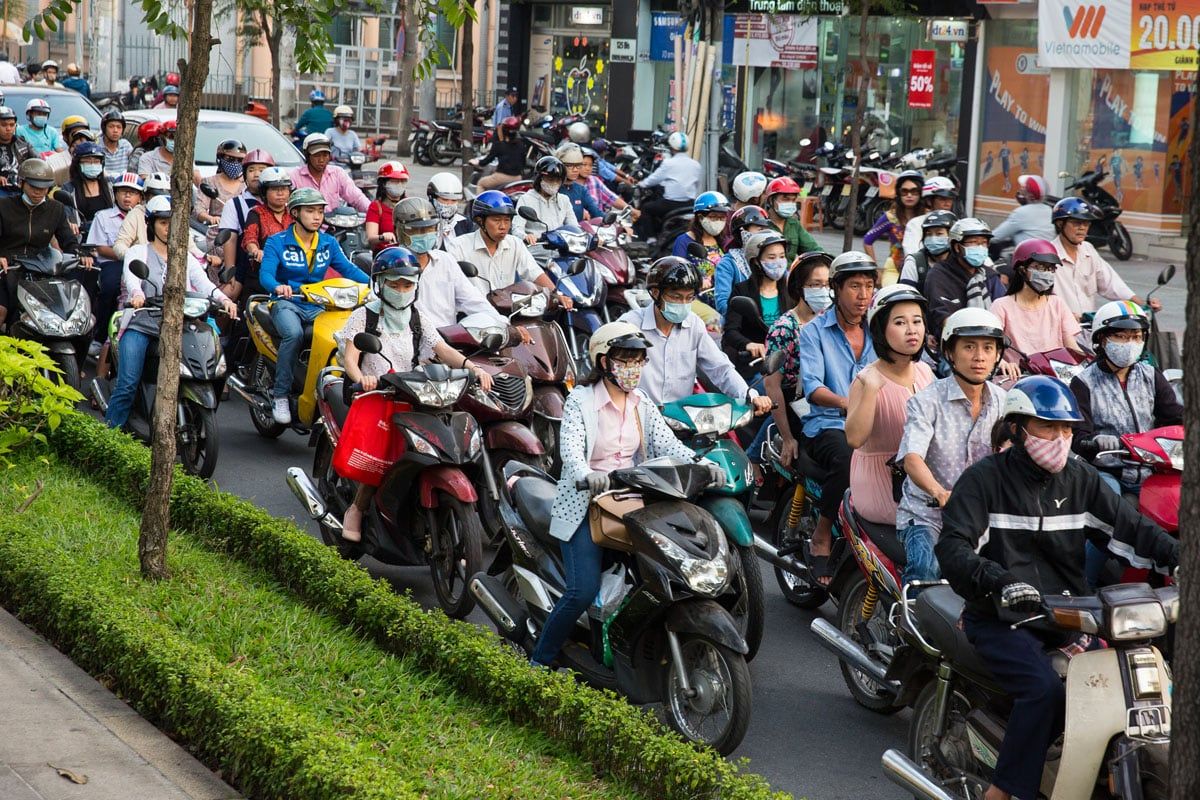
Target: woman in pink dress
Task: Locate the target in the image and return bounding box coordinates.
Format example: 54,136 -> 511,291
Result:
989,238 -> 1084,362
845,284 -> 935,525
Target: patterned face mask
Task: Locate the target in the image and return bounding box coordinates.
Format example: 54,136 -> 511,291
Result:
1023,429 -> 1072,473
608,359 -> 643,392
218,157 -> 243,180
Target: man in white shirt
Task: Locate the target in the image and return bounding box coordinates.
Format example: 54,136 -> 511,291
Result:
1050,197 -> 1158,317
990,174 -> 1055,252
513,156 -> 574,242
635,131 -> 702,240
0,54 -> 20,84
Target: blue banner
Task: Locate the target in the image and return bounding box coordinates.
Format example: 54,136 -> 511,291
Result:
649,12 -> 735,63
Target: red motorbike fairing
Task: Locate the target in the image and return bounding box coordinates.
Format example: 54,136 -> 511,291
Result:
485,420 -> 546,454
531,384 -> 565,419
418,465 -> 479,507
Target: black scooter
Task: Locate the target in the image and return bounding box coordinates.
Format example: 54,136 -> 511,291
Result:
470,458 -> 753,756
7,246 -> 98,390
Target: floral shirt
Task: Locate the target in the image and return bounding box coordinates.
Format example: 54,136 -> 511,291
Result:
765,309 -> 809,390
863,209 -> 906,268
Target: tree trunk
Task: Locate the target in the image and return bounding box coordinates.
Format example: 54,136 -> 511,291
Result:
396,5 -> 418,158
1170,60 -> 1200,800
138,0 -> 215,581
458,9 -> 474,185
842,2 -> 869,253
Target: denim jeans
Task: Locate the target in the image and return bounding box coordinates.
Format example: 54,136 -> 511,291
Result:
270,300 -> 322,399
1085,472 -> 1142,589
899,523 -> 940,586
105,329 -> 153,428
529,519 -> 603,667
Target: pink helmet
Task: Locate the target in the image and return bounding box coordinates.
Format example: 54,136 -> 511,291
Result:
1016,174 -> 1047,203
1011,238 -> 1061,273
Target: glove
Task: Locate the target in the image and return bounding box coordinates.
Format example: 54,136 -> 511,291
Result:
584,470 -> 610,495
1091,434 -> 1122,455
705,462 -> 727,490
1000,581 -> 1043,614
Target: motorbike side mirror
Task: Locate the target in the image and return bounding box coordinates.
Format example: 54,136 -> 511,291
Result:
890,136 -> 900,146
569,257 -> 588,276
517,205 -> 540,222
353,252 -> 373,272
218,264 -> 236,284
53,189 -> 76,208
200,182 -> 219,199
603,209 -> 618,225
686,241 -> 708,261
1158,264 -> 1175,285
728,295 -> 762,322
213,228 -> 233,247
128,259 -> 150,280
353,332 -> 383,354
458,260 -> 479,278
480,332 -> 505,352
764,349 -> 786,376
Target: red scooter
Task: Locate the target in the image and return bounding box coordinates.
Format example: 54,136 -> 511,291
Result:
1017,347 -> 1092,382
581,207 -> 638,323
1114,425 -> 1181,583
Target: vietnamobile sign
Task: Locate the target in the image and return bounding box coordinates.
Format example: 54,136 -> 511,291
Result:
1038,0 -> 1131,68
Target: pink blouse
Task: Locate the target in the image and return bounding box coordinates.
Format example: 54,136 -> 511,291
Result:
991,294 -> 1082,356
589,382 -> 641,472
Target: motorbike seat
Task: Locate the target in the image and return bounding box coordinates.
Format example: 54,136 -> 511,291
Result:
320,377 -> 352,429
852,510 -> 905,568
512,476 -> 559,546
915,586 -> 997,683
793,447 -> 829,483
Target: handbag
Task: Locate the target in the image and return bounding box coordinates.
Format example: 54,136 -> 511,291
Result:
331,391 -> 411,486
886,454 -> 907,503
590,398 -> 648,549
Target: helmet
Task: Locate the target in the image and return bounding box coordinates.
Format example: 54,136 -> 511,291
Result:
302,132 -> 332,155
258,166 -> 293,190
731,171 -> 768,203
0,106 -> 15,122
144,172 -> 171,195
41,59 -> 58,71
377,161 -> 409,182
728,205 -> 771,245
534,155 -> 566,180
66,62 -> 80,76
17,158 -> 54,188
112,173 -> 145,192
501,115 -> 521,132
646,256 -> 701,294
1011,238 -> 1062,273
1051,197 -> 1099,223
592,137 -> 609,154
393,197 -> 439,236
895,169 -> 926,191
667,131 -> 687,152
940,307 -> 1005,350
371,246 -> 421,282
101,108 -> 125,127
145,194 -> 173,220
216,139 -> 247,159
427,171 -> 463,201
588,321 -> 651,370
333,105 -> 353,119
867,284 -> 928,360
948,217 -> 992,242
743,230 -> 787,263
161,119 -> 177,135
73,142 -> 105,161
693,191 -> 731,214
829,251 -> 879,284
1002,376 -> 1084,423
286,187 -> 327,212
567,121 -> 591,144
70,129 -> 98,144
921,209 -> 958,231
163,85 -> 181,97
136,119 -> 162,145
309,89 -> 326,103
1091,300 -> 1149,348
579,146 -> 598,161
555,143 -> 584,165
60,114 -> 89,137
922,176 -> 957,198
505,85 -> 519,96
764,176 -> 802,204
243,148 -> 275,168
25,98 -> 50,116
470,189 -> 516,220
786,251 -> 833,300
164,72 -> 181,86
1016,174 -> 1047,203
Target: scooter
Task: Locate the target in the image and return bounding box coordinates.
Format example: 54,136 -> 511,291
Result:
326,205 -> 369,259
580,207 -> 638,323
6,246 -> 97,391
333,149 -> 368,180
470,457 -> 753,756
91,259 -> 228,479
287,333 -> 487,618
880,580 -> 1177,800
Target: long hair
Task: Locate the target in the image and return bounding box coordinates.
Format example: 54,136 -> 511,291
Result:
68,155 -> 114,208
891,175 -> 925,228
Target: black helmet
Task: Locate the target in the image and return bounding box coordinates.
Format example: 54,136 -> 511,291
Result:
101,108 -> 125,127
533,155 -> 565,191
727,204 -> 771,246
646,256 -> 701,295
921,209 -> 958,231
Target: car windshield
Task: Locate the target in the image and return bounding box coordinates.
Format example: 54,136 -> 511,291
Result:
2,89 -> 100,131
191,120 -> 301,167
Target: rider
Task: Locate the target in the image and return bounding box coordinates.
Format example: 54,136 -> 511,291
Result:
1050,197 -> 1159,317
0,106 -> 35,187
862,169 -> 925,285
33,59 -> 60,87
989,174 -> 1054,253
530,320 -> 720,667
897,209 -> 956,296
472,115 -> 525,191
338,246 -> 494,542
325,105 -> 362,163
901,176 -> 958,256
427,171 -> 470,246
195,139 -> 248,230
730,170 -> 768,210
129,120 -> 161,175
86,172 -> 145,360
293,90 -> 334,140
288,133 -> 370,213
896,308 -> 1008,585
136,119 -> 177,176
634,131 -> 700,240
923,217 -> 1006,344
365,160 -> 409,252
990,238 -> 1083,362
672,191 -> 731,274
17,99 -> 66,154
577,146 -> 632,217
61,142 -> 114,235
62,63 -> 90,97
714,204 -> 771,317
936,375 -> 1178,800
99,109 -> 133,177
258,187 -> 371,425
152,85 -> 180,109
513,156 -> 574,243
556,143 -> 602,223
761,176 -> 821,262
217,148 -> 275,294
722,230 -> 789,382
239,166 -> 293,297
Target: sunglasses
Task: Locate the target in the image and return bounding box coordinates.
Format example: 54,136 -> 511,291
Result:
899,188 -> 921,196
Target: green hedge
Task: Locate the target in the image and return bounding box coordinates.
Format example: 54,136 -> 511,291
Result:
0,516 -> 417,800
52,413 -> 786,800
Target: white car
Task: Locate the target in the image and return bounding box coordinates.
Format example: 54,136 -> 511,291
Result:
123,108 -> 303,178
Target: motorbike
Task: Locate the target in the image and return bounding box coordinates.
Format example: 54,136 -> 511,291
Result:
332,149 -> 368,180
286,334 -> 488,618
1060,169 -> 1133,261
880,580 -> 1177,800
6,246 -> 97,391
325,205 -> 369,259
409,118 -> 436,166
226,277 -> 370,437
90,259 -> 228,478
580,207 -> 638,323
1011,347 -> 1093,382
469,457 -> 753,755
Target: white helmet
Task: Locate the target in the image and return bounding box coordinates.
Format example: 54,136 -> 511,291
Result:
567,121 -> 591,144
144,194 -> 173,218
427,171 -> 464,201
144,171 -> 171,195
302,132 -> 332,154
731,171 -> 768,203
922,176 -> 957,198
866,283 -> 927,328
829,251 -> 879,283
25,98 -> 50,115
940,307 -> 1006,349
667,131 -> 687,152
949,217 -> 993,242
332,105 -> 353,118
587,321 -> 651,370
258,166 -> 293,190
555,142 -> 584,165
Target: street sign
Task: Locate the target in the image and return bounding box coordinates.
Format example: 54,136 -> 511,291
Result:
610,38 -> 636,63
571,7 -> 604,25
928,19 -> 969,42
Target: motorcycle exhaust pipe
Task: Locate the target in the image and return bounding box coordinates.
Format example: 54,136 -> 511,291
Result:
881,749 -> 957,800
90,378 -> 109,412
468,574 -> 527,641
284,467 -> 344,532
753,534 -> 810,579
225,374 -> 267,409
810,618 -> 898,694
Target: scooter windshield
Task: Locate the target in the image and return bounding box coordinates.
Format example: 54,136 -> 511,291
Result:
15,248 -> 70,277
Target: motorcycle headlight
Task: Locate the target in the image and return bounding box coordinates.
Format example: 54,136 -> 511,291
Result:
182,297 -> 210,318
179,360 -> 194,378
684,403 -> 733,436
513,292 -> 547,318
1048,360 -> 1084,382
215,354 -> 227,377
350,153 -> 366,165
17,289 -> 68,336
326,214 -> 360,228
663,414 -> 692,432
1155,437 -> 1183,471
1107,602 -> 1167,641
649,531 -> 729,596
467,426 -> 482,458
469,384 -> 502,410
406,429 -> 440,457
321,285 -> 364,310
464,324 -> 506,344
562,231 -> 589,254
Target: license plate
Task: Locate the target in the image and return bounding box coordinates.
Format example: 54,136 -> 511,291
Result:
866,186 -> 879,198
821,184 -> 834,197
841,184 -> 852,197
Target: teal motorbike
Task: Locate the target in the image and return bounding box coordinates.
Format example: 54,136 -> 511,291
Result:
661,391 -> 767,660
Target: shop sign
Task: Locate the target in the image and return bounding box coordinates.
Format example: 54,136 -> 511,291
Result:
928,19 -> 968,42
724,0 -> 846,13
609,38 -> 636,63
1037,0 -> 1131,69
908,49 -> 935,109
570,7 -> 604,25
1130,0 -> 1200,69
730,13 -> 818,70
648,12 -> 736,62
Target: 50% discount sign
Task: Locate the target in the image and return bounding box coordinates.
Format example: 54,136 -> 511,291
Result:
908,49 -> 936,108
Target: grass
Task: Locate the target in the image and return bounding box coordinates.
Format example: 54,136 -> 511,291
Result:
0,455 -> 644,800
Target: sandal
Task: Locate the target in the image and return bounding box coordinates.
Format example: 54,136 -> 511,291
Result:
805,542 -> 834,587
342,505 -> 363,543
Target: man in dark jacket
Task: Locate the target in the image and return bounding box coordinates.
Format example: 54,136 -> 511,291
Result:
935,375 -> 1178,800
924,216 -> 1005,341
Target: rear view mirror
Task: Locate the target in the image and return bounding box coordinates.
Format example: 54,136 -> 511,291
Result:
764,349 -> 785,376
518,205 -> 539,222
480,332 -> 505,352
1158,265 -> 1176,285
890,136 -> 900,146
213,228 -> 233,247
353,251 -> 373,272
1058,170 -> 1071,178
728,295 -> 761,322
458,260 -> 479,278
54,189 -> 77,208
353,332 -> 383,354
200,182 -> 219,199
686,241 -> 708,261
128,259 -> 150,280
218,264 -> 236,284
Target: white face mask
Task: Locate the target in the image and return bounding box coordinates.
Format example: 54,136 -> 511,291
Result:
540,181 -> 562,196
384,181 -> 406,199
700,218 -> 726,236
1105,340 -> 1144,369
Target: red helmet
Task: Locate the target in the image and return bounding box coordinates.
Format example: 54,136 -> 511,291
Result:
764,176 -> 802,201
162,119 -> 178,134
501,115 -> 521,132
1011,238 -> 1062,273
243,148 -> 275,167
377,161 -> 410,181
136,120 -> 162,145
1016,174 -> 1047,203
165,72 -> 181,86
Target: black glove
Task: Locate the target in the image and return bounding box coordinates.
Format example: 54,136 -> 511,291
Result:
1000,581 -> 1043,614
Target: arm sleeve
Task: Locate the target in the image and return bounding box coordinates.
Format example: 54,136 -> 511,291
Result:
514,241 -> 544,283
936,465 -> 1012,600
1069,376 -> 1099,457
84,217 -> 107,247
923,269 -> 955,340
343,173 -> 371,213
595,179 -> 619,207
120,247 -> 144,300
511,196 -> 529,237
329,240 -> 369,283
671,233 -> 691,258
1152,369 -> 1184,425
713,256 -> 736,318
365,201 -> 383,226
902,217 -> 923,256
1093,251 -> 1135,301
898,253 -> 919,286
696,323 -> 751,399
55,207 -> 80,253
989,209 -> 1021,245
112,213 -> 139,259
640,164 -> 664,189
581,189 -> 602,219
799,321 -> 825,401
794,223 -> 821,255
241,211 -> 262,251
185,255 -> 226,301
897,392 -> 936,460
861,213 -> 891,247
557,391 -> 591,485
721,286 -> 754,353
217,198 -> 241,231
1082,465 -> 1178,573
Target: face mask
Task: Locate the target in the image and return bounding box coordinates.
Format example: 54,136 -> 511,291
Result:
219,158 -> 243,179
661,301 -> 690,325
436,201 -> 458,220
775,201 -> 797,218
924,235 -> 950,255
1105,340 -> 1144,369
339,119 -> 351,130
21,192 -> 42,207
540,181 -> 561,195
608,360 -> 643,393
1026,268 -> 1055,294
962,245 -> 987,267
761,259 -> 788,280
382,285 -> 416,309
407,232 -> 438,254
385,181 -> 406,199
804,287 -> 832,313
165,138 -> 175,153
80,163 -> 103,179
1024,429 -> 1072,474
31,115 -> 47,129
700,217 -> 726,236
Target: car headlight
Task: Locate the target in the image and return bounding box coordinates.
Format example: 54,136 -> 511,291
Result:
322,285 -> 363,310
406,429 -> 440,457
182,297 -> 210,318
684,403 -> 733,435
649,530 -> 729,596
1108,602 -> 1167,641
1155,437 -> 1183,471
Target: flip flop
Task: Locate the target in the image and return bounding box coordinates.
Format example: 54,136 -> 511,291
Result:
804,542 -> 834,586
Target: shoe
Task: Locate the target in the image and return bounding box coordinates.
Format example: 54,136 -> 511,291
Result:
88,340 -> 102,359
342,505 -> 362,542
271,397 -> 292,425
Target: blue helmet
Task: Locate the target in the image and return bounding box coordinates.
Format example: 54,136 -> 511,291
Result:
73,141 -> 105,162
309,89 -> 326,103
693,190 -> 731,215
372,245 -> 421,280
471,189 -> 516,221
1002,375 -> 1084,423
1051,197 -> 1099,224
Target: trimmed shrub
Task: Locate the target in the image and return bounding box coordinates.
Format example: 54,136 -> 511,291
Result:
0,336 -> 82,461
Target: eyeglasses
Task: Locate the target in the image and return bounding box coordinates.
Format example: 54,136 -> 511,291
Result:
899,188 -> 921,196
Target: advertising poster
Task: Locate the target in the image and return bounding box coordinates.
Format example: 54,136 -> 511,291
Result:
730,14 -> 819,69
1130,0 -> 1200,70
908,49 -> 935,108
976,47 -> 1050,215
1037,0 -> 1131,69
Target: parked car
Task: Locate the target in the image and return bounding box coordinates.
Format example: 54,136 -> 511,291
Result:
122,109 -> 304,177
0,85 -> 102,132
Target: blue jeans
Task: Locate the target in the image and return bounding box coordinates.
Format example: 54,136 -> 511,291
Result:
1085,473 -> 1142,590
105,329 -> 153,428
270,300 -> 322,399
899,523 -> 940,586
529,519 -> 602,667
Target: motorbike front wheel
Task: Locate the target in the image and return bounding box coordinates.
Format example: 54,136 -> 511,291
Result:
52,351 -> 81,392
837,573 -> 903,714
1109,222 -> 1133,261
662,634 -> 752,756
413,138 -> 435,167
177,401 -> 220,479
428,493 -> 484,618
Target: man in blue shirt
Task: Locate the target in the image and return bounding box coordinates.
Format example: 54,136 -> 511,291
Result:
62,63 -> 91,97
293,90 -> 334,139
556,143 -> 602,222
258,187 -> 370,425
635,131 -> 701,240
798,251 -> 878,583
492,87 -> 519,127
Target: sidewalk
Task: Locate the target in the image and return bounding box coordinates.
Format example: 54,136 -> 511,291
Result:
0,607 -> 240,800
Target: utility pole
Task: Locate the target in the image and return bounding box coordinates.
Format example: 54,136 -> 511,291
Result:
702,1 -> 721,192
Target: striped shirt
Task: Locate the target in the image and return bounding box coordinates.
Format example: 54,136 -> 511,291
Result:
102,139 -> 134,177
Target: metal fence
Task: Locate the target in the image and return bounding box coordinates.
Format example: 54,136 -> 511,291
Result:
118,34 -> 271,112
295,46 -> 405,139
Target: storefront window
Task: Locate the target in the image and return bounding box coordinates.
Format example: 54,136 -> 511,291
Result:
530,6 -> 612,130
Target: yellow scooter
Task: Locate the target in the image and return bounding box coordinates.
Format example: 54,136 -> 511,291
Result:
226,277 -> 369,436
